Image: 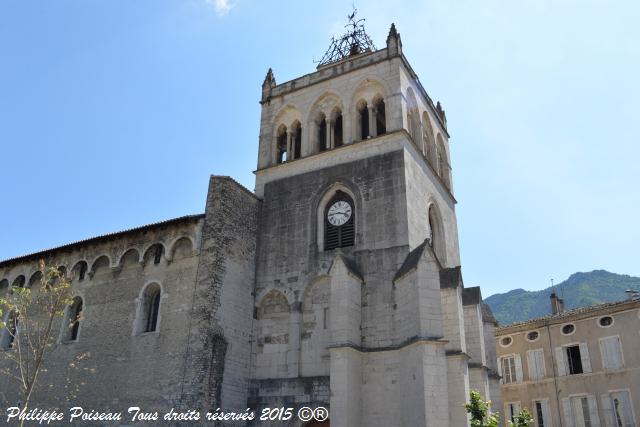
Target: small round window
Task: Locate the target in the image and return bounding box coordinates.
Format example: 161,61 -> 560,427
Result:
598,316 -> 614,327
500,336 -> 513,347
561,324 -> 575,335
526,331 -> 540,342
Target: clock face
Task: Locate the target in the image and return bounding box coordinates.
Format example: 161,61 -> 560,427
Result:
327,201 -> 352,226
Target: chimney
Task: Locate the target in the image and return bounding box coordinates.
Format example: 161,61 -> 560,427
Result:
550,292 -> 564,315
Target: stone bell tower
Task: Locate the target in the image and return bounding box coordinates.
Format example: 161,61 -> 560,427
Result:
249,12 -> 500,427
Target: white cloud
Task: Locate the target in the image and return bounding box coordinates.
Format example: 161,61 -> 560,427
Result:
207,0 -> 234,16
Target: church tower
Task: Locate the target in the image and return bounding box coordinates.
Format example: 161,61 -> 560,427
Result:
250,14 -> 500,427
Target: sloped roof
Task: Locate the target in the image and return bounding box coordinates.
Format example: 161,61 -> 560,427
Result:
393,240 -> 428,281
0,214 -> 204,268
496,298 -> 640,332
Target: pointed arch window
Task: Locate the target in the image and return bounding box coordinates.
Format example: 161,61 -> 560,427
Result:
318,115 -> 327,152
276,125 -> 287,164
324,191 -> 355,250
62,297 -> 83,342
358,102 -> 369,140
139,284 -> 161,333
333,110 -> 343,147
291,121 -> 302,160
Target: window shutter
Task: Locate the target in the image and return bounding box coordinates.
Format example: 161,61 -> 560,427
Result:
600,338 -> 612,370
619,391 -> 634,427
587,395 -> 601,427
541,400 -> 553,427
527,350 -> 536,380
611,337 -> 624,370
514,354 -> 523,383
562,398 -> 576,427
600,393 -> 614,427
497,357 -> 503,382
555,347 -> 567,376
537,349 -> 546,378
580,342 -> 592,373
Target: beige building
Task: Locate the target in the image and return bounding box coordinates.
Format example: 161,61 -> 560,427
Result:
496,294 -> 640,427
0,16 -> 500,426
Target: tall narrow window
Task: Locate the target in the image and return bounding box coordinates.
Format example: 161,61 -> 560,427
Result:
534,400 -> 551,427
153,245 -> 163,265
324,191 -> 355,250
374,98 -> 386,135
501,356 -> 517,384
276,125 -> 287,164
77,261 -> 87,281
318,116 -> 327,152
536,401 -> 545,427
333,112 -> 343,147
359,103 -> 369,140
567,345 -> 584,374
63,297 -> 83,342
607,391 -> 634,427
141,284 -> 161,333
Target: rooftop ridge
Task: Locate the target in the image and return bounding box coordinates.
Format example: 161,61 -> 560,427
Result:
0,214 -> 205,268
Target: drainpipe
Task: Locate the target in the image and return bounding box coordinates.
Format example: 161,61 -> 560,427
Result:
546,322 -> 563,427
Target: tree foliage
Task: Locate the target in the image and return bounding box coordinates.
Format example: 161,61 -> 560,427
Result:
508,408 -> 534,427
0,261 -> 80,424
465,390 -> 499,427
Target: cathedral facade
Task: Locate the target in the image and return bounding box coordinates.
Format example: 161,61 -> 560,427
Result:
0,22 -> 500,427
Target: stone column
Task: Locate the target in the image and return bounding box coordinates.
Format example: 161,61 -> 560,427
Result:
370,107 -> 378,137
287,131 -> 293,161
327,121 -> 333,150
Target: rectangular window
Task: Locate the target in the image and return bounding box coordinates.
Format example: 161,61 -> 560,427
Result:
506,402 -> 521,423
569,396 -> 598,427
502,356 -> 517,384
567,345 -> 584,375
600,336 -> 624,371
603,391 -> 635,427
323,307 -> 329,330
534,400 -> 551,427
528,349 -> 546,381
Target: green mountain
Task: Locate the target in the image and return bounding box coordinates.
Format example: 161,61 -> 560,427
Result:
485,270 -> 640,326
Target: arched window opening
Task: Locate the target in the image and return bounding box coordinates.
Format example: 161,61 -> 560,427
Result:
144,244 -> 164,266
63,297 -> 83,342
324,191 -> 355,250
428,205 -> 446,263
141,284 -> 161,333
292,121 -> 302,160
73,261 -> 88,282
276,125 -> 287,164
28,271 -> 42,289
374,98 -> 386,135
318,115 -> 327,152
333,110 -> 343,147
358,102 -> 369,140
436,135 -> 451,190
12,275 -> 25,289
0,279 -> 8,297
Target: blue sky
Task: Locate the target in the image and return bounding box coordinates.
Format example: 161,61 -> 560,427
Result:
1,0 -> 639,297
